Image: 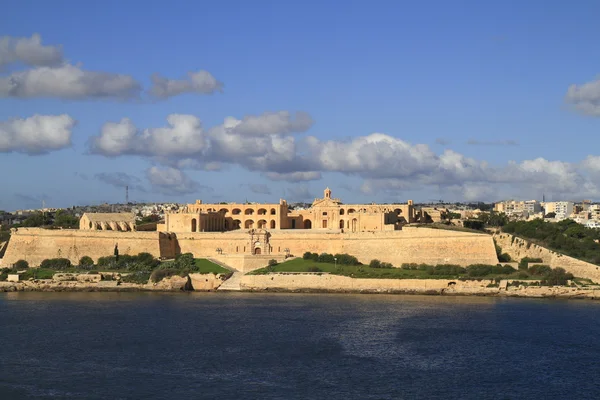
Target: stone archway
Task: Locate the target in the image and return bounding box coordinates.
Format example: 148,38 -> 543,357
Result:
254,247 -> 262,255
304,220 -> 312,229
191,218 -> 197,232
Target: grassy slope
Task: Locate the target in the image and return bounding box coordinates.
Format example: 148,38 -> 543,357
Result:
249,258 -> 535,280
193,258 -> 230,274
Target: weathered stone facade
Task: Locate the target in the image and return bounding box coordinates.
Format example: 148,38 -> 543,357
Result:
161,188 -> 416,233
79,213 -> 136,231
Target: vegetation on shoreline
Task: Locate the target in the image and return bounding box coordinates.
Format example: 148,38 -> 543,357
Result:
249,253 -> 575,285
0,253 -> 229,284
502,219 -> 600,265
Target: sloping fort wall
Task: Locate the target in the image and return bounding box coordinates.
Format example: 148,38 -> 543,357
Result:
494,233 -> 600,283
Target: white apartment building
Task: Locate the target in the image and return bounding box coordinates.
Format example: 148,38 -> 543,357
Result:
494,200 -> 541,217
544,201 -> 574,220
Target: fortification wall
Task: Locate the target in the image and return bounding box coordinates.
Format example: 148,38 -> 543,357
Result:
0,228 -> 172,267
174,227 -> 498,267
0,226 -> 498,270
494,233 -> 600,283
241,274 -> 492,293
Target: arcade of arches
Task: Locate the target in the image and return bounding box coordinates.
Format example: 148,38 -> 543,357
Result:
160,188 -> 417,233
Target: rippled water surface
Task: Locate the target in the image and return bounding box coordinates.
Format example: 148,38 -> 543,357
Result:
1,292 -> 600,399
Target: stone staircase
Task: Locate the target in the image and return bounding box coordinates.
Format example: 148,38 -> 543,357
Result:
217,270 -> 243,291
207,257 -> 243,291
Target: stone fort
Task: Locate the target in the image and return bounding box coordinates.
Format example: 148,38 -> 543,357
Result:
1,188 -> 499,270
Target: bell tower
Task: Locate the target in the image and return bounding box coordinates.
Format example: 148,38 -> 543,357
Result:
324,187 -> 332,199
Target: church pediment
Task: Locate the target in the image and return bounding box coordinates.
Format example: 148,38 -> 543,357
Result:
311,198 -> 341,208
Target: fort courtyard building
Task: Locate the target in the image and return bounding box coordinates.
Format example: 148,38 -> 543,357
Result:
159,188 -> 416,233
1,188 -> 500,270
79,213 -> 136,231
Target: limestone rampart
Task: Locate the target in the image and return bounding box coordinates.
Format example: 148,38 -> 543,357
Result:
0,228 -> 175,267
240,274 -> 600,299
174,227 -> 499,267
0,226 -> 498,270
241,274 -> 493,293
494,233 -> 600,283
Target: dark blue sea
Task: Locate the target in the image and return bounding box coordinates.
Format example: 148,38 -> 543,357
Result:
1,292 -> 599,399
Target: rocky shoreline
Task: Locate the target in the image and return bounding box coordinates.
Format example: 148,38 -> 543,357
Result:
2,278 -> 600,300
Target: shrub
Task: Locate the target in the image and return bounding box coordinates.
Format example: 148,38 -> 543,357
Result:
334,253 -> 360,266
517,271 -> 530,279
465,264 -> 506,277
303,252 -> 312,260
79,256 -> 94,269
14,259 -> 29,270
498,253 -> 512,262
150,268 -> 178,283
318,253 -> 335,263
310,253 -> 319,261
430,264 -> 465,276
268,259 -> 278,267
39,258 -> 72,270
0,269 -> 8,281
501,264 -> 516,274
528,264 -> 552,276
542,268 -> 574,286
401,263 -> 419,270
380,262 -> 394,269
369,259 -> 382,269
97,256 -> 117,268
519,257 -> 543,270
121,272 -> 151,284
307,266 -> 322,272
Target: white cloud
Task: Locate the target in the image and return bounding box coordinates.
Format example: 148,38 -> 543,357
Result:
150,70 -> 223,98
0,63 -> 141,99
230,111 -> 314,135
286,184 -> 314,202
243,184 -> 272,195
0,114 -> 75,154
146,166 -> 208,195
565,77 -> 600,116
89,112 -> 600,201
0,34 -> 63,68
91,115 -> 210,157
95,172 -> 146,192
265,171 -> 322,182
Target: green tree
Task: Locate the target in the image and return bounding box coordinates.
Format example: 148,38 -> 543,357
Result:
14,259 -> 29,270
79,256 -> 94,268
53,210 -> 79,229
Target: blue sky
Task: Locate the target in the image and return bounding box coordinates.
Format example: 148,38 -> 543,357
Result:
2,0 -> 600,211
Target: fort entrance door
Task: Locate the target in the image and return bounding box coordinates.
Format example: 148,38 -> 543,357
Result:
254,247 -> 261,255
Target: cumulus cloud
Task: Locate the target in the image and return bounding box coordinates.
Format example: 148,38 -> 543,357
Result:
90,111 -> 600,201
264,171 -> 322,182
0,114 -> 75,154
89,111 -> 313,175
150,70 -> 223,98
242,184 -> 272,195
95,172 -> 146,192
565,77 -> 600,116
0,63 -> 141,99
230,111 -> 314,136
467,139 -> 518,146
0,34 -> 63,68
286,184 -> 314,202
91,115 -> 209,157
146,166 -> 210,195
